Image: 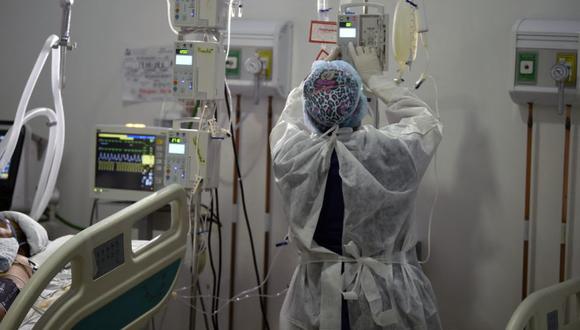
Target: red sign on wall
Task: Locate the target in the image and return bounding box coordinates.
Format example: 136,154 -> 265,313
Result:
309,20 -> 338,44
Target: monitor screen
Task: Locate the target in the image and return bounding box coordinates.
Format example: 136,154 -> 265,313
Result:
168,137 -> 185,155
339,27 -> 357,38
168,143 -> 185,154
0,131 -> 9,180
176,49 -> 193,66
0,124 -> 25,211
94,132 -> 157,192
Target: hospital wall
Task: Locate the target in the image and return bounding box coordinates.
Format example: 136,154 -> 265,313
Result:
1,0 -> 580,329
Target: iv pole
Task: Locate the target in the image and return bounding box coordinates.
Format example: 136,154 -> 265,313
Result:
559,104 -> 572,283
228,94 -> 242,330
521,102 -> 533,299
551,60 -> 572,283
262,95 -> 274,330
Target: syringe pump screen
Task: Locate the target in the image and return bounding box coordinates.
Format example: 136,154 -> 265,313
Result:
168,141 -> 185,154
176,49 -> 193,66
94,132 -> 157,192
339,27 -> 357,38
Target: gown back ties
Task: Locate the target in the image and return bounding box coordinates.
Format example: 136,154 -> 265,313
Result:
299,240 -> 419,329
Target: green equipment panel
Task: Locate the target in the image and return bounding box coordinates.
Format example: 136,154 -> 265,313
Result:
516,51 -> 538,85
72,259 -> 181,330
226,49 -> 241,78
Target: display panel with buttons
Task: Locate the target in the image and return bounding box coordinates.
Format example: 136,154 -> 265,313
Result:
173,41 -> 225,100
337,13 -> 388,70
92,125 -> 221,201
171,0 -> 227,29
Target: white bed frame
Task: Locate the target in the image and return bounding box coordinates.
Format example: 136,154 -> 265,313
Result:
506,277 -> 580,330
2,184 -> 192,329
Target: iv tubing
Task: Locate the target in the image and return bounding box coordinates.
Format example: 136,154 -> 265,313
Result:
418,74 -> 439,264
165,0 -> 179,35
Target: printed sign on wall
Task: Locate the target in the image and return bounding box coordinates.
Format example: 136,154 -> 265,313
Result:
122,46 -> 174,102
309,20 -> 338,44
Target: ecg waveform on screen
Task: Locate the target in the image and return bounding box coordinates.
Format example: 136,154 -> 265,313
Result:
96,134 -> 154,174
98,152 -> 143,163
95,132 -> 156,191
97,151 -> 151,173
97,161 -> 145,173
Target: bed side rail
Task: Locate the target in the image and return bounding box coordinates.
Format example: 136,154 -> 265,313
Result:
506,277 -> 580,330
2,184 -> 190,330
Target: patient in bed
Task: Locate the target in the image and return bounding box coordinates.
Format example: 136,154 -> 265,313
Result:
0,212 -> 49,321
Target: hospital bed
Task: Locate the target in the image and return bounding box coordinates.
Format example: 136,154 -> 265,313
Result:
506,277 -> 580,330
1,184 -> 192,329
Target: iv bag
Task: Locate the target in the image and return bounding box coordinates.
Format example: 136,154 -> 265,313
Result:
392,0 -> 419,75
318,0 -> 331,20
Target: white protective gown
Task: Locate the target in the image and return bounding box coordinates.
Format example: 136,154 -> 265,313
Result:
270,75 -> 443,330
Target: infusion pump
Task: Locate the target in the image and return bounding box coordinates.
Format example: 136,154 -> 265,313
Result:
90,125 -> 221,201
173,40 -> 225,100
337,3 -> 388,70
170,0 -> 227,29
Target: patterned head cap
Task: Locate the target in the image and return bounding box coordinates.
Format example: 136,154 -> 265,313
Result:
303,60 -> 367,133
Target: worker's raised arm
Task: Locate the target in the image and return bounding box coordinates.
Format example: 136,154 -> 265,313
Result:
348,43 -> 442,175
374,76 -> 442,175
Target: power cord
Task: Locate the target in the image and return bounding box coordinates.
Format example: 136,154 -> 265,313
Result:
89,198 -> 98,226
197,281 -> 212,330
214,188 -> 223,329
55,213 -> 86,231
207,190 -> 219,329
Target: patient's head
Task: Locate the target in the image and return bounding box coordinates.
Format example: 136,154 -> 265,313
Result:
0,215 -> 29,257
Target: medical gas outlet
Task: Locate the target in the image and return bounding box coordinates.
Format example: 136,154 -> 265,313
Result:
225,20 -> 293,98
510,19 -> 580,106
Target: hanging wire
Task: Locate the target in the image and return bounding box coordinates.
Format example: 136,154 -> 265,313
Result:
174,240 -> 288,317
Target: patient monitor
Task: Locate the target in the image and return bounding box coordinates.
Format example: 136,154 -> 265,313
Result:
0,122 -> 46,213
0,123 -> 25,210
90,125 -> 220,201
